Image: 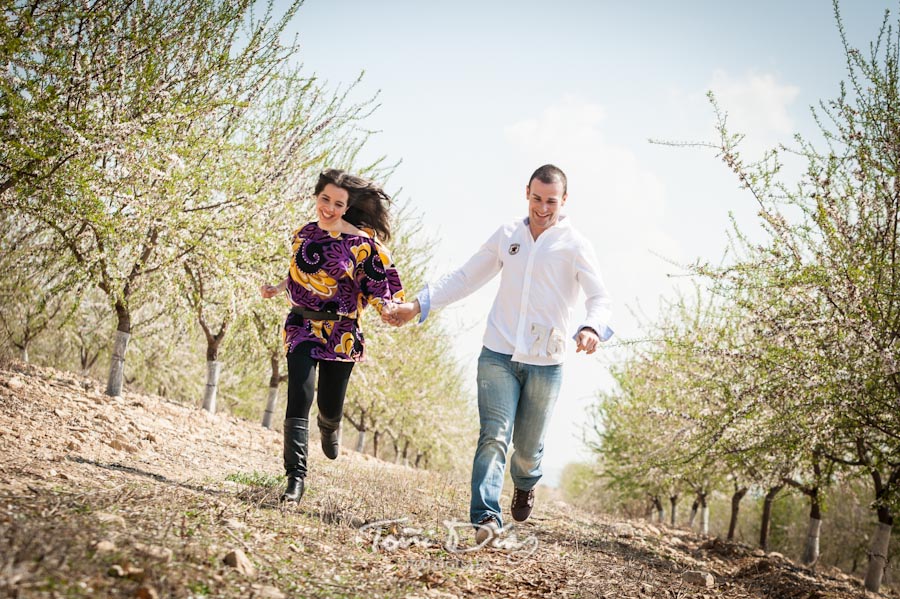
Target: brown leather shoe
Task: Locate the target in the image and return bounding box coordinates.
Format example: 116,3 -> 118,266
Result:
474,515 -> 500,545
511,487 -> 535,522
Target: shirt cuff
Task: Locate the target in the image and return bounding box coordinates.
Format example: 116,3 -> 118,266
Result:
574,324 -> 614,342
416,286 -> 432,324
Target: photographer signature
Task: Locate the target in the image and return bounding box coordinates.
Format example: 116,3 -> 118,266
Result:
356,518 -> 538,559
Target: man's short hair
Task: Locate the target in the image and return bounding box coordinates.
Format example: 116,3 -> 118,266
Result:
528,164 -> 567,195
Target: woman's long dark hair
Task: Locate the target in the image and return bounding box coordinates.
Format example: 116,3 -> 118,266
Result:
314,169 -> 392,241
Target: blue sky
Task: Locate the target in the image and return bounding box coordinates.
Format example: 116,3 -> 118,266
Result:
283,0 -> 897,484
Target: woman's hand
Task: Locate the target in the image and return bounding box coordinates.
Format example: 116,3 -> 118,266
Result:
259,283 -> 280,299
381,302 -> 396,324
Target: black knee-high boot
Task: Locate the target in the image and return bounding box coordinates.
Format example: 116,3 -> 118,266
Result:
281,417 -> 308,502
317,414 -> 341,460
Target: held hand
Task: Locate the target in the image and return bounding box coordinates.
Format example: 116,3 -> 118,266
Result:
396,301 -> 421,326
383,301 -> 420,326
575,328 -> 600,354
380,302 -> 397,324
259,284 -> 279,299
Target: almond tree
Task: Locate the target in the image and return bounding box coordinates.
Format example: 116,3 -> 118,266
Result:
722,280 -> 848,562
784,451 -> 837,565
67,290 -> 111,376
587,333 -> 712,530
590,9 -> 898,584
689,3 -> 900,589
247,305 -> 290,429
0,214 -> 78,362
1,0 -> 316,396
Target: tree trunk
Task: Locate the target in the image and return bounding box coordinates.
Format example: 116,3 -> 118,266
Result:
651,496 -> 664,523
728,487 -> 748,541
344,411 -> 366,453
202,360 -> 222,413
372,430 -> 380,459
81,345 -> 100,376
105,327 -> 131,397
669,494 -> 678,527
402,439 -> 410,466
20,344 -> 29,363
801,492 -> 822,565
261,354 -> 281,429
861,461 -> 895,592
864,520 -> 893,592
415,452 -> 423,467
688,499 -> 699,529
802,517 -> 822,566
700,494 -> 709,535
262,385 -> 278,429
759,484 -> 783,551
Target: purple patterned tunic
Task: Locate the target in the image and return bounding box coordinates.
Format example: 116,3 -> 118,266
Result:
283,222 -> 404,362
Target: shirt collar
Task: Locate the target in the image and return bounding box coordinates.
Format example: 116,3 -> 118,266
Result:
522,215 -> 570,230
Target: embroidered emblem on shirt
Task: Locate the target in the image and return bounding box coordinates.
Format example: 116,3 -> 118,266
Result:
508,243 -> 520,255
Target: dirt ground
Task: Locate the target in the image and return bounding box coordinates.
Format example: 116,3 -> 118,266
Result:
0,360 -> 890,598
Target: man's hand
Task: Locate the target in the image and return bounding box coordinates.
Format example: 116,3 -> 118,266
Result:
382,300 -> 420,326
259,283 -> 280,299
575,327 -> 600,354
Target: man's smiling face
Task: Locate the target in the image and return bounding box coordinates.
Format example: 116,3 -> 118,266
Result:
526,178 -> 567,234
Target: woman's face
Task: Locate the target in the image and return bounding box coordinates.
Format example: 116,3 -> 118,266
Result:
316,183 -> 350,227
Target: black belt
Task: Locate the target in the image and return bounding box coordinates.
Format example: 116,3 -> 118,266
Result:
290,307 -> 348,321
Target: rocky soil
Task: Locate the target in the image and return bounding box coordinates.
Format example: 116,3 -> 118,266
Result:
0,360 -> 890,598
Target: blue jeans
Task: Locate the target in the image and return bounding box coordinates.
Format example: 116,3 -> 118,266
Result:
470,347 -> 563,527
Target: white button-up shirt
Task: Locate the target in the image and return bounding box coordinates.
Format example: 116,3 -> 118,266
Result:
419,216 -> 612,365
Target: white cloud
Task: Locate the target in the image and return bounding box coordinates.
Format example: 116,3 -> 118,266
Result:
505,98 -> 607,151
707,70 -> 800,156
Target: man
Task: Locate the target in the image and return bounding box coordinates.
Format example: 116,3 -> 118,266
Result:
385,164 -> 612,543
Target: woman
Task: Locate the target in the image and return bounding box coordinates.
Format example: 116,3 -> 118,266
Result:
260,169 -> 404,502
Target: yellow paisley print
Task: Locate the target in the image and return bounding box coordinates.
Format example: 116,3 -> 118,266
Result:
377,245 -> 392,267
365,296 -> 384,313
310,319 -> 334,343
337,332 -> 355,356
351,242 -> 372,264
290,263 -> 338,298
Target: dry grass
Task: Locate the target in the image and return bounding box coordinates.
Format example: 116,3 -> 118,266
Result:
0,361 -> 889,598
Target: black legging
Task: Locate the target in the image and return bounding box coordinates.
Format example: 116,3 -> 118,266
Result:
285,342 -> 355,421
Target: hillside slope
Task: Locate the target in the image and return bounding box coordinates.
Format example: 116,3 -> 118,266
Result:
0,360 -> 887,598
